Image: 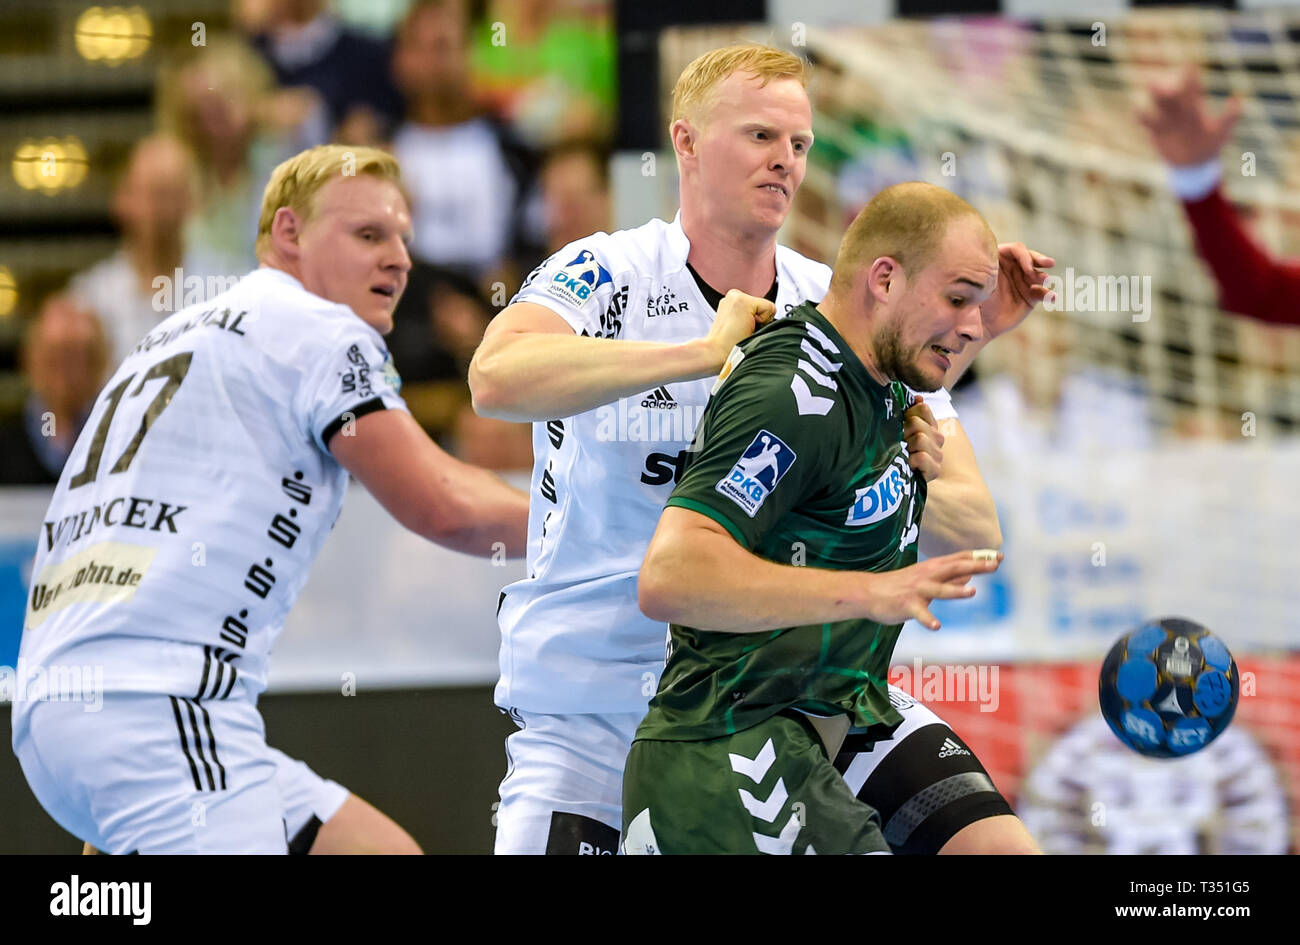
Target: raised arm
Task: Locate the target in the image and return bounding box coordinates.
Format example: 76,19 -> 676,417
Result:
469,292 -> 774,422
638,507 -> 1000,633
329,407 -> 529,557
1138,66 -> 1300,326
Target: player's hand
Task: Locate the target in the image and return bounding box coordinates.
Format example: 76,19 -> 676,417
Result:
863,550 -> 1002,631
979,243 -> 1056,339
704,290 -> 777,367
1137,66 -> 1242,167
903,397 -> 943,482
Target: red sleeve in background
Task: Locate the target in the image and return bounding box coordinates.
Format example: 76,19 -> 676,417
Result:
1181,187 -> 1300,326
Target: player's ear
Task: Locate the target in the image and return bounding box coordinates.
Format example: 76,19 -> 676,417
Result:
670,118 -> 697,162
865,256 -> 897,307
271,206 -> 303,258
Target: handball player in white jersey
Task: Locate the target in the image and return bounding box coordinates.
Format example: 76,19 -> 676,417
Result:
473,45 -> 1056,855
12,145 -> 528,854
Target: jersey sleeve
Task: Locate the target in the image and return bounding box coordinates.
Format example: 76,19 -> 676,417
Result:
297,319 -> 409,452
510,236 -> 628,338
665,342 -> 843,550
906,384 -> 957,421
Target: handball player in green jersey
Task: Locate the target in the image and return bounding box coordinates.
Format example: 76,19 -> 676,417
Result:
623,183 -> 1020,855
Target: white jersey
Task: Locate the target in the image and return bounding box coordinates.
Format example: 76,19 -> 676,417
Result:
16,268 -> 406,707
496,213 -> 957,714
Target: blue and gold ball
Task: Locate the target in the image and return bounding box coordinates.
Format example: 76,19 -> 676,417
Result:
1098,617 -> 1239,759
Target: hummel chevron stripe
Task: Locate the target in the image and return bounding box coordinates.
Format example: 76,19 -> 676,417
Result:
791,374 -> 835,416
728,737 -> 776,782
738,778 -> 789,823
752,811 -> 802,855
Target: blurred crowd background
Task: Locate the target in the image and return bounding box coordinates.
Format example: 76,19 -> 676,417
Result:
0,0 -> 618,480
2,0 -> 1298,489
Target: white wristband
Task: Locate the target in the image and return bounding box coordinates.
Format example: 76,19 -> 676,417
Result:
1168,158 -> 1223,202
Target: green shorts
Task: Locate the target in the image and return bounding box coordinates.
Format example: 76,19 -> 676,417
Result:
621,713 -> 889,855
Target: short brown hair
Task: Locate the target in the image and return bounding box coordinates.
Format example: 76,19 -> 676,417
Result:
255,145 -> 404,258
670,44 -> 807,127
830,182 -> 995,293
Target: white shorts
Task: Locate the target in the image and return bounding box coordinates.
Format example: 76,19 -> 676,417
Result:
494,709 -> 641,855
494,685 -> 1011,855
12,692 -> 348,854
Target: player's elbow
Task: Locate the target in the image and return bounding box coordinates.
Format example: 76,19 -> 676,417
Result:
638,551 -> 681,624
966,516 -> 1003,552
467,346 -> 509,419
969,497 -> 1003,550
985,521 -> 1004,551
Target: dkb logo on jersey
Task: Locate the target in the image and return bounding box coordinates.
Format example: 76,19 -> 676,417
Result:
546,249 -> 611,309
716,430 -> 796,518
845,455 -> 912,526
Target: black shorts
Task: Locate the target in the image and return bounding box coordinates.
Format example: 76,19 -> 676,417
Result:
832,687 -> 1015,854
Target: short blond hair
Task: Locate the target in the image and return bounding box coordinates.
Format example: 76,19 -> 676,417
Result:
255,145 -> 403,258
670,43 -> 807,127
830,182 -> 995,293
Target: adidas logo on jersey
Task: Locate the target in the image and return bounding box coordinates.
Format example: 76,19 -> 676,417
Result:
640,386 -> 678,409
938,737 -> 971,758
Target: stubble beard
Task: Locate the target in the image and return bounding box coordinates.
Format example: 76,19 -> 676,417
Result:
874,320 -> 942,393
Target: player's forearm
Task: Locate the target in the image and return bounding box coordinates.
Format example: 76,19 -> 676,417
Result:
469,331 -> 724,421
918,418 -> 1002,556
918,479 -> 1002,557
1183,188 -> 1300,324
639,523 -> 878,633
427,463 -> 530,557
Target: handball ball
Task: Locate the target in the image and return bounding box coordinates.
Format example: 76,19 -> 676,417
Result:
1098,616 -> 1239,759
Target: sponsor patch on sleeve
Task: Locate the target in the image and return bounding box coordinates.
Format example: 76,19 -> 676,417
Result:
544,249 -> 612,309
380,351 -> 401,394
715,429 -> 797,517
339,343 -> 375,398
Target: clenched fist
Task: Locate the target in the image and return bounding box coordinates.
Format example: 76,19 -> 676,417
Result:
703,289 -> 776,368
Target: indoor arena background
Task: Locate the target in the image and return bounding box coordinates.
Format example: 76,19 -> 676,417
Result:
1,0 -> 1296,854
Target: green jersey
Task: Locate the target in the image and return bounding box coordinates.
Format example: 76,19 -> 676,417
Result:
636,302 -> 926,742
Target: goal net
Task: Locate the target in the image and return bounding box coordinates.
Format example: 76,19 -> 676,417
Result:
659,8 -> 1300,852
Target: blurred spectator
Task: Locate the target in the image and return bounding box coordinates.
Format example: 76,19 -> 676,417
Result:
471,0 -> 615,148
390,0 -> 543,287
1139,68 -> 1300,327
385,262 -> 532,468
0,296 -> 108,485
538,139 -> 611,256
235,0 -> 403,145
156,35 -> 297,282
954,313 -> 1154,456
68,135 -> 197,366
386,262 -> 491,433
